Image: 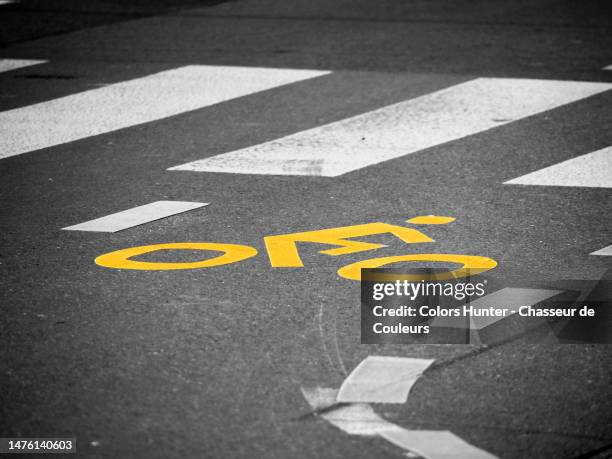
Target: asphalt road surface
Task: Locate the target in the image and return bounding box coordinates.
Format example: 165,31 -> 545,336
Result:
1,1 -> 611,458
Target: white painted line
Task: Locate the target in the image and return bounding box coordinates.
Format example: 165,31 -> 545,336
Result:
591,244 -> 612,256
469,288 -> 562,330
380,428 -> 497,459
0,65 -> 330,159
62,201 -> 208,232
431,288 -> 562,330
302,386 -> 498,459
169,78 -> 612,177
603,65 -> 612,71
505,146 -> 612,188
0,59 -> 46,73
0,0 -> 17,5
336,356 -> 434,404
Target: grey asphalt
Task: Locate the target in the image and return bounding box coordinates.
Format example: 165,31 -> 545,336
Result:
1,1 -> 611,458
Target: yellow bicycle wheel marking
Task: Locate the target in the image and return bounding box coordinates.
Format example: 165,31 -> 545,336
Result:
337,253 -> 497,281
95,242 -> 258,270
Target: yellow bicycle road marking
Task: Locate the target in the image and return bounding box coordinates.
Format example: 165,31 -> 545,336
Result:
94,217 -> 498,280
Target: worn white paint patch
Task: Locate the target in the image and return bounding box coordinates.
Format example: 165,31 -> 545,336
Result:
302,385 -> 498,459
303,387 -> 394,435
505,146 -> 612,188
302,387 -> 393,435
0,65 -> 329,159
62,201 -> 208,232
380,428 -> 497,459
591,244 -> 612,256
0,58 -> 46,73
169,78 -> 612,176
603,65 -> 612,71
300,387 -> 339,411
336,356 -> 434,404
0,0 -> 16,5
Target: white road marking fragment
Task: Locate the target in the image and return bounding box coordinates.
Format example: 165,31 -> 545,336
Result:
380,428 -> 497,459
302,387 -> 391,435
336,356 -> 434,404
431,287 -> 563,330
0,58 -> 46,73
0,0 -> 16,5
301,385 -> 497,459
603,65 -> 612,71
504,146 -> 612,188
0,65 -> 330,159
591,244 -> 612,256
169,78 -> 612,177
62,201 -> 208,232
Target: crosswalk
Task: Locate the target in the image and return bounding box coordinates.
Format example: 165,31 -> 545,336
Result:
2,62 -> 610,185
2,61 -> 611,234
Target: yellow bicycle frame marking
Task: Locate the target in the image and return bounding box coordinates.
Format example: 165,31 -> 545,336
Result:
94,216 -> 498,280
264,222 -> 433,267
406,215 -> 456,225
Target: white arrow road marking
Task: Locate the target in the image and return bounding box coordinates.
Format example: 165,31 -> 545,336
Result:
169,78 -> 612,177
336,356 -> 434,404
62,200 -> 208,232
302,383 -> 497,459
0,59 -> 47,73
505,146 -> 612,188
591,244 -> 612,256
0,65 -> 330,159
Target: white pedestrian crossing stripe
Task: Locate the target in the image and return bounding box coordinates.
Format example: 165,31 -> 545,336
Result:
0,65 -> 329,160
591,244 -> 612,256
168,78 -> 612,177
62,201 -> 208,232
0,59 -> 47,73
505,146 -> 612,188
